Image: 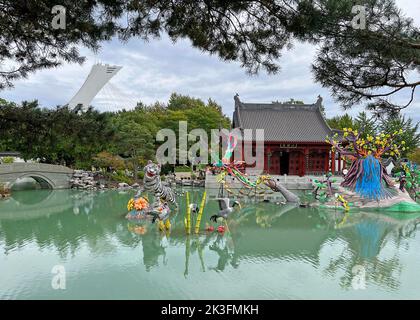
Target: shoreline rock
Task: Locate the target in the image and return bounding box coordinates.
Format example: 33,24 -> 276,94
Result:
70,170 -> 142,191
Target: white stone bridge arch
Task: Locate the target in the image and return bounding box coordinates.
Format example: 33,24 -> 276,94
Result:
0,163 -> 74,189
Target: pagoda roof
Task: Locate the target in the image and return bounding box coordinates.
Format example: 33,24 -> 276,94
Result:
232,95 -> 332,143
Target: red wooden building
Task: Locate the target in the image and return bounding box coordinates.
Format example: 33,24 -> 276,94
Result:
232,95 -> 336,176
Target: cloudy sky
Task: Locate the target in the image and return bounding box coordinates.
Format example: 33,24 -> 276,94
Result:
2,0 -> 420,121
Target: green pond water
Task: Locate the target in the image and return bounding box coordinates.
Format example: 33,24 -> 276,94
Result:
1,188 -> 420,299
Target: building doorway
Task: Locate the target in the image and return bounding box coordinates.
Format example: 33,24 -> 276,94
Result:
279,152 -> 289,175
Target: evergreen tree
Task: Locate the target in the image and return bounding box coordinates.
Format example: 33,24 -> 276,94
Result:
408,148 -> 420,164
327,114 -> 354,130
354,112 -> 377,137
1,1 -> 419,113
380,115 -> 420,157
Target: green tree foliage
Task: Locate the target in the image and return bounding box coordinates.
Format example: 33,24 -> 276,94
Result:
278,99 -> 305,105
0,0 -> 118,90
168,93 -> 206,111
353,112 -> 377,137
408,148 -> 420,164
112,112 -> 158,180
310,0 -> 420,113
93,151 -> 125,170
165,94 -> 230,164
327,114 -> 354,130
395,164 -> 420,200
0,94 -> 230,169
2,1 -> 419,112
379,115 -> 420,157
113,93 -> 230,169
1,157 -> 14,164
327,112 -> 419,158
0,100 -> 114,167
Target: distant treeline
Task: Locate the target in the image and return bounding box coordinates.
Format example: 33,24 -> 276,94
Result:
0,93 -> 231,171
1,95 -> 419,172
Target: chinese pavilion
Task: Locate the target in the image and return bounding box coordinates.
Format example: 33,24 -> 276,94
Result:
232,94 -> 337,176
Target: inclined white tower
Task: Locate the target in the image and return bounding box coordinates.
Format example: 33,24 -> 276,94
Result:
67,63 -> 122,109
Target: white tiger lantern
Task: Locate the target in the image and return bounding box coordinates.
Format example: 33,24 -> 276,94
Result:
143,160 -> 176,206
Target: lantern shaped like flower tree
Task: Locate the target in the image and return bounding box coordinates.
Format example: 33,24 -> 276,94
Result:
326,128 -> 406,201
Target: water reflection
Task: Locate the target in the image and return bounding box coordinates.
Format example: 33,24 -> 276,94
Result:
141,229 -> 167,272
1,189 -> 420,297
10,188 -> 52,205
319,209 -> 420,291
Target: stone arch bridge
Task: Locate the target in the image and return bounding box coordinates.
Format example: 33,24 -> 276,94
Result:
0,163 -> 73,189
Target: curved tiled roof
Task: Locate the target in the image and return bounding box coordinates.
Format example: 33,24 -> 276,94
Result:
233,96 -> 332,143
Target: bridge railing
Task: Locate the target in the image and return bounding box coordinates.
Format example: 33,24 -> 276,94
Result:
0,163 -> 74,174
